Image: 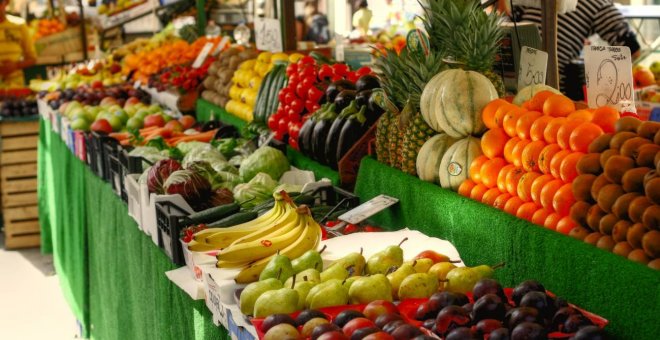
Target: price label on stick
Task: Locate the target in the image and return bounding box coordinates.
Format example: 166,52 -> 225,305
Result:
211,36 -> 231,57
192,42 -> 214,69
518,46 -> 548,90
584,46 -> 636,112
254,17 -> 283,53
338,195 -> 399,225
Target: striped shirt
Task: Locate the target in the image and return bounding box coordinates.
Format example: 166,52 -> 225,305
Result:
513,0 -> 640,87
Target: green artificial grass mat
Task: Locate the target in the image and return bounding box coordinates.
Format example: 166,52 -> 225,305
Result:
196,99 -> 247,130
287,146 -> 340,186
355,157 -> 660,340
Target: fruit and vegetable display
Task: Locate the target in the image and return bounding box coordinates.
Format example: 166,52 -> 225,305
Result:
148,59 -> 215,94
30,18 -> 67,39
0,97 -> 38,118
30,59 -> 124,92
201,47 -> 259,108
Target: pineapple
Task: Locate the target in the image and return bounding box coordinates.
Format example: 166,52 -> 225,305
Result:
375,111 -> 393,165
387,110 -> 402,168
401,112 -> 436,175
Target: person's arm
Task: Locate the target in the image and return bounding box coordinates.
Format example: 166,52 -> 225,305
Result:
592,2 -> 641,57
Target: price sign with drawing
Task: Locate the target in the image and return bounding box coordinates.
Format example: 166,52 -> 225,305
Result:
518,46 -> 548,90
192,42 -> 214,69
254,18 -> 283,53
584,46 -> 636,112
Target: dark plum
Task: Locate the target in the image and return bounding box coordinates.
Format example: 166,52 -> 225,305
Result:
475,319 -> 503,337
490,328 -> 511,340
563,314 -> 593,334
261,313 -> 296,333
552,306 -> 582,331
429,291 -> 470,311
446,327 -> 477,340
390,324 -> 423,340
374,313 -> 403,328
472,294 -> 506,322
505,307 -> 543,329
334,310 -> 365,328
382,320 -> 406,334
512,281 -> 546,306
350,326 -> 379,340
435,306 -> 471,336
297,309 -> 328,326
473,278 -> 507,302
520,291 -> 553,318
571,325 -> 606,340
511,322 -> 547,340
311,323 -> 342,340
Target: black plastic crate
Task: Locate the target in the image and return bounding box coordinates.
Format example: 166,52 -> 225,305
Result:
305,185 -> 359,223
116,147 -> 151,203
84,132 -> 119,182
155,201 -> 191,266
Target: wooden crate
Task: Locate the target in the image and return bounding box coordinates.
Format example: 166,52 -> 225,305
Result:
1,121 -> 40,249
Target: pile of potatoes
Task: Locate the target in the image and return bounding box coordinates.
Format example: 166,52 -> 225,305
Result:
569,117 -> 660,270
201,47 -> 259,108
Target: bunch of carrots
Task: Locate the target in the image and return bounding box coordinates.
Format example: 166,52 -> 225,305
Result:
109,126 -> 218,147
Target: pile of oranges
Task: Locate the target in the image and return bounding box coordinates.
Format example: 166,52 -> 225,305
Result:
32,19 -> 66,40
458,91 -> 620,235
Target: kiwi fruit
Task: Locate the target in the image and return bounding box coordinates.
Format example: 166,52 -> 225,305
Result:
627,223 -> 649,248
609,131 -> 638,150
573,174 -> 597,202
611,220 -> 632,243
620,137 -> 651,159
644,170 -> 658,187
600,149 -> 620,169
612,241 -> 633,257
591,175 -> 612,202
603,155 -> 635,184
597,184 -> 625,212
628,249 -> 650,264
621,167 -> 652,193
629,196 -> 654,223
596,235 -> 615,251
615,116 -> 643,132
645,177 -> 660,205
586,204 -> 607,231
655,152 -> 660,170
570,201 -> 591,227
648,258 -> 660,270
642,205 -> 659,231
611,192 -> 640,220
637,121 -> 660,140
655,130 -> 660,145
569,226 -> 590,241
588,133 -> 613,153
634,144 -> 660,167
598,213 -> 619,235
576,153 -> 602,175
642,230 -> 660,258
584,232 -> 603,246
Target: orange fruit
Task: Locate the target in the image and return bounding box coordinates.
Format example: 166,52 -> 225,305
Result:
543,94 -> 576,117
518,171 -> 542,202
529,90 -> 556,112
482,188 -> 503,206
529,116 -> 554,142
503,137 -> 521,164
458,179 -> 477,197
559,152 -> 585,183
505,167 -> 526,196
503,108 -> 527,137
557,119 -> 588,150
544,212 -> 563,230
569,122 -> 604,153
469,155 -> 490,184
511,139 -> 531,168
521,140 -> 547,172
504,196 -> 525,215
550,150 -> 572,179
556,216 -> 577,235
481,128 -> 509,159
480,158 -> 507,189
553,183 -> 575,216
482,99 -> 509,129
470,184 -> 489,201
538,144 -> 562,175
494,103 -> 518,128
517,202 -> 539,222
543,117 -> 568,144
497,164 -> 516,193
531,208 -> 552,226
591,106 -> 620,133
568,109 -> 594,122
531,174 -> 555,205
493,193 -> 512,210
516,111 -> 544,140
540,179 -> 565,210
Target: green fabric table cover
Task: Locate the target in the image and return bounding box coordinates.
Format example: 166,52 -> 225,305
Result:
196,99 -> 247,130
355,157 -> 660,340
287,146 -> 340,186
38,119 -> 229,339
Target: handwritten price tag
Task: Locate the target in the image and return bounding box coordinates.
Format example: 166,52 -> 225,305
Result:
192,42 -> 214,69
338,195 -> 399,224
584,46 -> 636,112
518,46 -> 548,90
254,17 -> 283,53
204,274 -> 226,326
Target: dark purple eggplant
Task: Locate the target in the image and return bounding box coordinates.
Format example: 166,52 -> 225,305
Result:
337,105 -> 369,162
325,79 -> 355,103
355,89 -> 372,108
356,74 -> 380,92
334,90 -> 356,112
324,100 -> 359,167
310,104 -> 337,162
298,117 -> 316,155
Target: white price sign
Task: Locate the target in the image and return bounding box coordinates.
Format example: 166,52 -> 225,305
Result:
584,46 -> 636,112
192,42 -> 214,69
518,46 -> 548,90
212,36 -> 231,57
338,195 -> 399,224
254,17 -> 283,53
204,274 -> 226,325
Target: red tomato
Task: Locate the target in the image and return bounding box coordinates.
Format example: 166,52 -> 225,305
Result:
332,63 -> 349,77
288,137 -> 299,150
307,86 -> 324,103
284,92 -> 296,105
290,99 -> 304,114
286,63 -> 298,76
267,115 -> 279,130
273,129 -> 285,141
318,64 -> 334,80
305,100 -> 320,113
301,113 -> 313,123
277,117 -> 289,133
287,108 -> 299,122
346,71 -> 359,83
278,88 -> 291,103
356,66 -> 372,77
288,122 -> 301,140
296,83 -> 308,99
299,56 -> 315,65
300,65 -> 317,79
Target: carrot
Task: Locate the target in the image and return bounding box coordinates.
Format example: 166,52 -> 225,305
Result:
120,139 -> 131,146
138,126 -> 162,136
169,129 -> 218,146
109,132 -> 130,141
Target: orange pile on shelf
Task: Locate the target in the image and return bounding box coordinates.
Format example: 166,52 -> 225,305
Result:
33,19 -> 66,39
458,91 -> 618,235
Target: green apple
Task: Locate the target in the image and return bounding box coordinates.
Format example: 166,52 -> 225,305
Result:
108,105 -> 122,113
107,116 -> 123,132
126,117 -> 144,130
162,114 -> 173,122
71,118 -> 91,131
68,107 -> 84,120
135,109 -> 150,120
147,104 -> 161,114
113,109 -> 129,123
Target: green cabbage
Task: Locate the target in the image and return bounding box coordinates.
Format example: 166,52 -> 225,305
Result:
232,173 -> 278,208
239,146 -> 289,182
210,160 -> 238,174
274,183 -> 303,195
182,148 -> 226,168
176,141 -> 212,155
128,146 -> 169,168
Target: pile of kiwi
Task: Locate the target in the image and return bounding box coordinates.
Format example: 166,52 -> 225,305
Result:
568,117 -> 659,270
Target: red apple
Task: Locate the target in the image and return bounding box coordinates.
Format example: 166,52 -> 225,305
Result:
634,68 -> 655,87
412,250 -> 453,264
144,114 -> 166,128
363,300 -> 398,321
342,318 -> 375,337
164,120 -> 183,134
363,331 -> 395,340
91,119 -> 113,134
124,97 -> 141,107
91,80 -> 104,89
317,331 -> 349,340
99,97 -> 118,106
179,115 -> 196,130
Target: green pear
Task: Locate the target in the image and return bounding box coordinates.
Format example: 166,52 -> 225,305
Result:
445,264 -> 501,294
320,263 -> 351,282
328,248 -> 366,276
284,269 -> 321,288
342,276 -> 362,290
366,238 -> 408,275
398,273 -> 438,300
259,252 -> 295,283
308,280 -> 349,309
291,245 -> 326,274
306,279 -> 341,307
428,262 -> 457,290
349,274 -> 393,304
410,258 -> 434,273
294,281 -> 317,310
386,262 -> 416,299
239,278 -> 282,315
253,288 -> 299,318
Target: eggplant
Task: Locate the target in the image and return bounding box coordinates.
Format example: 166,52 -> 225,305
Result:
298,117 -> 316,155
334,90 -> 356,112
325,79 -> 356,103
356,74 -> 381,92
310,104 -> 337,162
355,89 -> 371,108
337,105 -> 369,162
324,100 -> 359,167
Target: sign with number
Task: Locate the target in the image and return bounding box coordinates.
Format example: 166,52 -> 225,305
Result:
518,46 -> 548,90
584,46 -> 636,112
254,18 -> 283,53
204,274 -> 226,326
211,36 -> 231,57
192,42 -> 214,69
338,195 -> 399,224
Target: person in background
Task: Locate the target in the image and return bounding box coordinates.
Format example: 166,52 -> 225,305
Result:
303,0 -> 330,44
352,0 -> 372,37
0,0 -> 36,88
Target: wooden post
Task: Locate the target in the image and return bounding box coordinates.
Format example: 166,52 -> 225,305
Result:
279,0 -> 296,51
541,0 -> 559,88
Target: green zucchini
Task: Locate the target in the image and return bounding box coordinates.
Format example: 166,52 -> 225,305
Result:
254,66 -> 277,123
207,211 -> 259,228
184,202 -> 240,225
293,194 -> 316,206
265,65 -> 286,120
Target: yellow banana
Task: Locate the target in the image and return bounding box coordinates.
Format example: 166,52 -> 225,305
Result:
191,228 -> 225,241
216,258 -> 255,269
234,215 -> 321,283
203,200 -> 286,246
187,239 -> 223,252
227,202 -> 298,246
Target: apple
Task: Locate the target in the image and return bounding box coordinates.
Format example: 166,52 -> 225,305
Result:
71,118 -> 91,131
113,109 -> 129,123
124,97 -> 141,107
91,80 -> 104,89
99,97 -> 118,106
144,114 -> 166,128
162,114 -> 173,122
147,104 -> 162,114
317,331 -> 349,340
107,116 -> 123,132
164,120 -> 183,134
342,318 -> 375,337
179,115 -> 196,129
412,250 -> 454,264
126,117 -> 144,130
135,109 -> 150,120
634,67 -> 655,87
91,119 -> 113,134
362,331 -> 395,340
363,300 -> 398,321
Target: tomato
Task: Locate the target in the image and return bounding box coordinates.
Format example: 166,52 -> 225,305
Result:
300,64 -> 317,79
346,71 -> 359,83
296,83 -> 308,99
344,224 -> 359,234
332,63 -> 349,77
273,129 -> 285,141
276,105 -> 286,116
307,86 -> 324,103
318,64 -> 334,80
301,113 -> 313,123
299,56 -> 315,65
331,74 -> 343,82
288,122 -> 301,140
278,88 -> 291,103
290,98 -> 304,114
286,63 -> 298,76
267,114 -> 279,130
287,108 -> 299,122
288,137 -> 299,150
288,74 -> 300,88
305,100 -> 320,113
278,117 -> 289,133
284,92 -> 297,105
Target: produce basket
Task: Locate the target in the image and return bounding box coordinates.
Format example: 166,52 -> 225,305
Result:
85,131 -> 119,183
117,147 -> 151,202
155,200 -> 192,265
125,174 -> 143,226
